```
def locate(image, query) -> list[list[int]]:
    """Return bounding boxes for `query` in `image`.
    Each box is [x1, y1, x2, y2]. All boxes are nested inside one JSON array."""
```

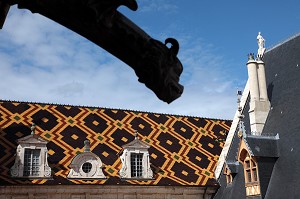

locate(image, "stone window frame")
[[67, 140, 106, 180], [10, 124, 52, 179], [223, 164, 233, 185], [243, 154, 259, 184], [119, 133, 153, 180], [238, 146, 261, 196]]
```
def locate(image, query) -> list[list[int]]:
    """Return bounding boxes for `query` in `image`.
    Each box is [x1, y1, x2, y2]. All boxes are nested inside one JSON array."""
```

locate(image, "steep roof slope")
[[261, 33, 300, 199], [0, 100, 231, 186], [214, 33, 300, 199]]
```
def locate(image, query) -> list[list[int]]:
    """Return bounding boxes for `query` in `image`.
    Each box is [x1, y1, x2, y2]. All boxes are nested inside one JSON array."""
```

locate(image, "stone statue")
[[257, 32, 266, 59]]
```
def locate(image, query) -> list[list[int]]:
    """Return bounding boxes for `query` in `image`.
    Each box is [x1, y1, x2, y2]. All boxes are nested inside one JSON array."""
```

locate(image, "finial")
[[248, 53, 255, 61], [237, 89, 243, 113], [236, 89, 246, 137], [134, 130, 138, 140], [31, 123, 36, 135], [84, 140, 90, 152]]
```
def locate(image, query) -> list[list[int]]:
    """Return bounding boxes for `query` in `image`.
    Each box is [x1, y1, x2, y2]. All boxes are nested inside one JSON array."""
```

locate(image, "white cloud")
[[0, 6, 240, 120], [139, 0, 178, 13]]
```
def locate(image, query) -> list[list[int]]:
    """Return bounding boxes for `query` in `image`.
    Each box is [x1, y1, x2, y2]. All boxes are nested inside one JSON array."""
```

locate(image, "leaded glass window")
[[23, 149, 40, 176], [131, 153, 143, 177], [82, 162, 92, 173]]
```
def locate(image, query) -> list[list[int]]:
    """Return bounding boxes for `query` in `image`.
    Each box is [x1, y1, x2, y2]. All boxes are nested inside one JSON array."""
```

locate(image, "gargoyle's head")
[[136, 38, 184, 103]]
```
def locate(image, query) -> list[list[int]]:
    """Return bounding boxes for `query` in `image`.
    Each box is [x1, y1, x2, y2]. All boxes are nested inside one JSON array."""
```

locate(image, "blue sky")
[[1, 0, 299, 119]]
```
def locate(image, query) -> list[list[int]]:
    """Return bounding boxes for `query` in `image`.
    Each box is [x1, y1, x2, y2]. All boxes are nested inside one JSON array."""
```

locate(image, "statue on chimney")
[[257, 32, 266, 59]]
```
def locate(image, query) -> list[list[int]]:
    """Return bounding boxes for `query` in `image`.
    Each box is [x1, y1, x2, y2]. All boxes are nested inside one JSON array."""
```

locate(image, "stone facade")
[[0, 186, 217, 199]]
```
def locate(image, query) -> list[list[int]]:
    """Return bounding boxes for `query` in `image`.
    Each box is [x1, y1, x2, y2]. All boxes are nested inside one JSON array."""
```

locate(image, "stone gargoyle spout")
[[2, 0, 184, 103]]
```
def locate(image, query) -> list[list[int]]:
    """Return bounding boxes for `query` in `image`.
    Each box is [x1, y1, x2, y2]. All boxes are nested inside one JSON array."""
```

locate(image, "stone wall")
[[0, 185, 217, 199]]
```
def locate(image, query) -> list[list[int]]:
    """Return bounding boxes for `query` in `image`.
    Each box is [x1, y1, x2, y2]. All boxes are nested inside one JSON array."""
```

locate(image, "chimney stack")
[[246, 32, 270, 135]]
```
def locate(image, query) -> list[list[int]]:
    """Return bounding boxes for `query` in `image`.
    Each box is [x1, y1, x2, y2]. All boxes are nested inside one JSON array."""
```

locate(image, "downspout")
[[203, 187, 207, 199]]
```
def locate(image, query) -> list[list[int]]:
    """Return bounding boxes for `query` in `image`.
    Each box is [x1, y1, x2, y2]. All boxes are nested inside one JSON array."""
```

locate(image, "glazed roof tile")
[[0, 100, 231, 186]]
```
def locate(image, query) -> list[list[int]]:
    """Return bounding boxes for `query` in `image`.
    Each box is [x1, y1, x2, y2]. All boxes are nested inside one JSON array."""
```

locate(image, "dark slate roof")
[[0, 100, 231, 186], [225, 161, 239, 174], [223, 95, 251, 164], [263, 33, 300, 137], [261, 33, 300, 199], [214, 33, 300, 199], [245, 134, 279, 157]]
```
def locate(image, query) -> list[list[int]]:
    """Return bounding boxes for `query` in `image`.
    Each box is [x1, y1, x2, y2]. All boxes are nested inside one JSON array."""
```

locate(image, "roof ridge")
[[267, 32, 300, 53], [0, 99, 231, 121]]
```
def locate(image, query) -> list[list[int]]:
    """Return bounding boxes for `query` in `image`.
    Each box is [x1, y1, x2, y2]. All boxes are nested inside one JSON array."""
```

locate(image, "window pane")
[[251, 160, 256, 167], [226, 174, 232, 184], [246, 170, 251, 183], [245, 160, 250, 169], [131, 153, 143, 177], [82, 162, 92, 173], [23, 149, 40, 176], [253, 168, 258, 182]]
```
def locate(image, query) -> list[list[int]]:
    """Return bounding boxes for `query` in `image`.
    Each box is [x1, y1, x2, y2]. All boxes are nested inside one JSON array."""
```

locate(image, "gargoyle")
[[2, 0, 184, 103]]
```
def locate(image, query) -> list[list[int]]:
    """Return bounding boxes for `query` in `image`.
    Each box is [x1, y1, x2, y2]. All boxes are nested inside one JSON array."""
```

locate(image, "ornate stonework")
[[257, 32, 266, 58], [10, 124, 52, 178], [119, 134, 153, 179], [68, 140, 106, 179]]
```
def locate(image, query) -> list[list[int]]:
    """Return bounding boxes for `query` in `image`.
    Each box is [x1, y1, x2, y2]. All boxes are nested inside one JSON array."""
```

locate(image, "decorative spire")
[[134, 130, 138, 140], [236, 90, 246, 138], [237, 90, 244, 120], [237, 90, 242, 111], [30, 123, 36, 135], [84, 140, 90, 152]]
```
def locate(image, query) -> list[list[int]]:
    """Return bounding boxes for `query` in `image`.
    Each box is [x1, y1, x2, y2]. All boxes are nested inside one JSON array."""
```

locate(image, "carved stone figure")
[[119, 150, 128, 178], [257, 32, 266, 58], [3, 0, 184, 103]]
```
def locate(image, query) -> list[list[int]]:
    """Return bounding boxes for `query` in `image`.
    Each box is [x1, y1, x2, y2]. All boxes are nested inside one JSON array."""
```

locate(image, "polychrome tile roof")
[[0, 100, 231, 186]]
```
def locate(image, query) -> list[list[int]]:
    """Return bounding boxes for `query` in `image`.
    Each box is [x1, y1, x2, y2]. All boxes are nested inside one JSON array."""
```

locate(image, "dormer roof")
[[122, 136, 150, 149], [17, 134, 48, 145]]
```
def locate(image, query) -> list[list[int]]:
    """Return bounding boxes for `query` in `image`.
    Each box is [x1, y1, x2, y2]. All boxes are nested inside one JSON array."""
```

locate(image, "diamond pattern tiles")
[[0, 100, 231, 186]]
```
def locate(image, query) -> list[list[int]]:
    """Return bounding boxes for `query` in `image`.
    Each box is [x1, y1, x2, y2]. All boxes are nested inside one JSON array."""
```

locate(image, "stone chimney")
[[246, 32, 270, 135]]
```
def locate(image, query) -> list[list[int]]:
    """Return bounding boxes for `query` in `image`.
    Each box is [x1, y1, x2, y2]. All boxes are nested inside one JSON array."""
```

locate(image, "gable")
[[17, 134, 48, 145], [122, 137, 150, 149], [0, 100, 231, 186]]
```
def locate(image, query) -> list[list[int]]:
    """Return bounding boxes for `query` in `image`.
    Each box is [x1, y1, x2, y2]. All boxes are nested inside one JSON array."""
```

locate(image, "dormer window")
[[82, 162, 92, 174], [223, 161, 239, 186], [238, 140, 261, 197], [119, 132, 153, 180], [243, 154, 259, 184], [67, 140, 106, 180], [223, 165, 232, 184], [242, 153, 260, 196], [10, 124, 52, 178]]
